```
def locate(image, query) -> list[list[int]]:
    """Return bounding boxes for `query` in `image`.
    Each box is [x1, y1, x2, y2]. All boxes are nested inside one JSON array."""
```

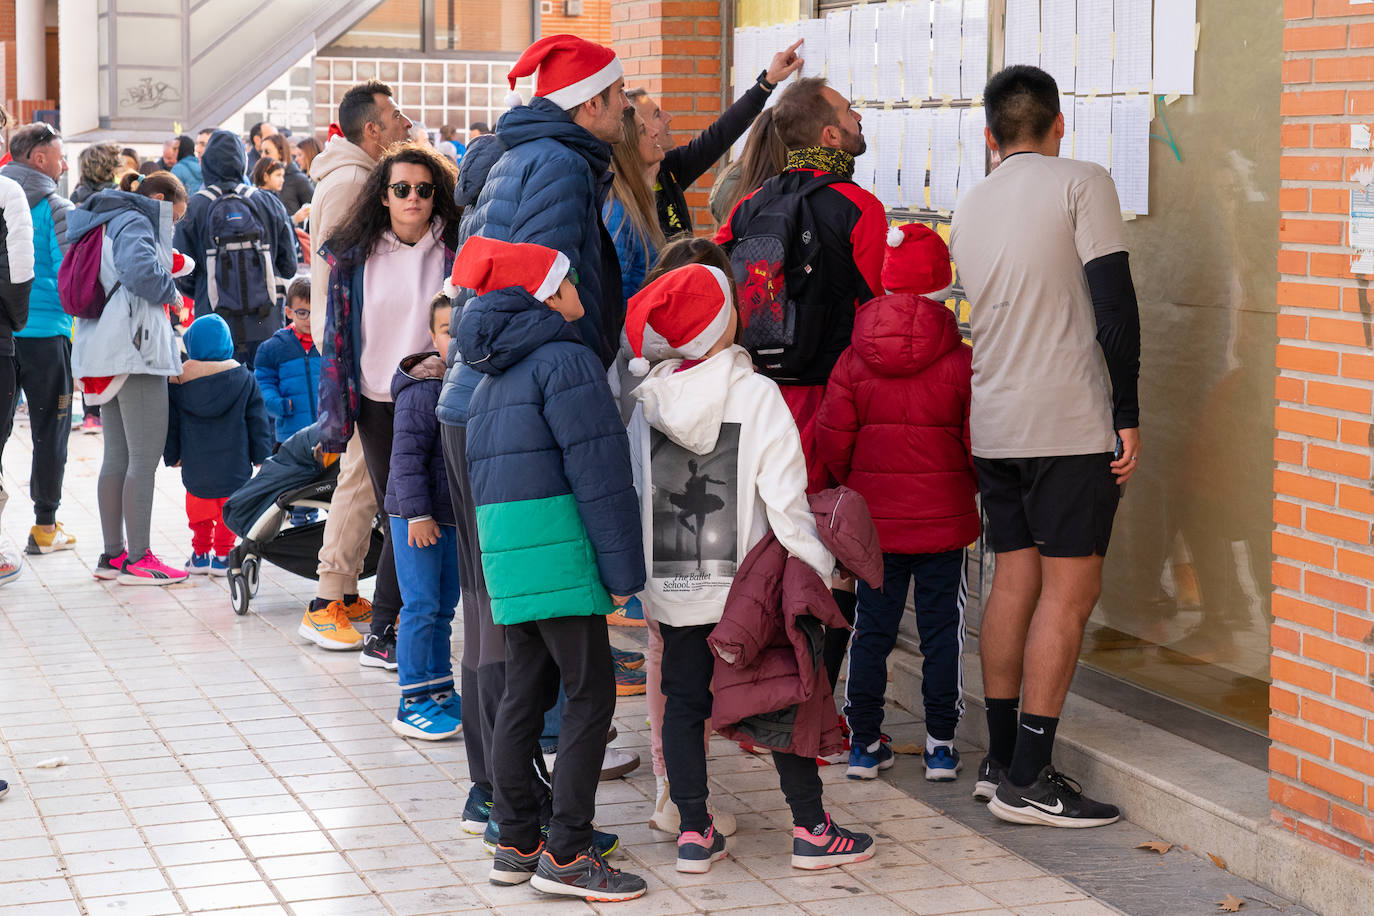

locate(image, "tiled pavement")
[[2, 424, 1132, 915]]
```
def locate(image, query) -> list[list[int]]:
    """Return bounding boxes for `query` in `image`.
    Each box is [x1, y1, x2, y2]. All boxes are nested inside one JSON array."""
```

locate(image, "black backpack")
[[199, 184, 280, 321], [724, 173, 844, 382]]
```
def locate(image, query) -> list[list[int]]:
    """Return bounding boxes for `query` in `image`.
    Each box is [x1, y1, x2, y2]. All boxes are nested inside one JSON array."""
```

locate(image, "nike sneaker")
[[529, 845, 646, 902], [987, 765, 1120, 828], [361, 625, 397, 669], [972, 755, 1007, 802], [790, 814, 876, 869]]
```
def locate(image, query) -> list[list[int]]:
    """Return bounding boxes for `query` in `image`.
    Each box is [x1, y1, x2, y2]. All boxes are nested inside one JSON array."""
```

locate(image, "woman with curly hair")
[[71, 143, 125, 205], [316, 142, 461, 666]]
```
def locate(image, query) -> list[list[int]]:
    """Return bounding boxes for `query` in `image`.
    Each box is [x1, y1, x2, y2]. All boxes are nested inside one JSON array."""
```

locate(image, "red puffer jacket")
[[708, 487, 883, 758], [815, 292, 979, 555]]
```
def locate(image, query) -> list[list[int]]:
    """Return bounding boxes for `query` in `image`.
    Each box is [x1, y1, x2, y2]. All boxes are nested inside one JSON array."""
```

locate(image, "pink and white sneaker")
[[94, 550, 127, 580], [118, 550, 189, 586], [790, 815, 876, 870]]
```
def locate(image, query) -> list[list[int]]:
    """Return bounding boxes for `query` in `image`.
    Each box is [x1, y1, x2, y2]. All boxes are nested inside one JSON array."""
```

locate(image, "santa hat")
[[508, 34, 622, 110], [171, 250, 194, 278], [625, 265, 734, 377], [445, 236, 570, 302], [882, 223, 952, 296]]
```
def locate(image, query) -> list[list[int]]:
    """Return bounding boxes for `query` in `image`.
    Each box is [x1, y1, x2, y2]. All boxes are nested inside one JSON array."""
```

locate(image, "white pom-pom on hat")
[[628, 357, 651, 377], [443, 278, 461, 299], [887, 226, 906, 248], [505, 91, 525, 109]]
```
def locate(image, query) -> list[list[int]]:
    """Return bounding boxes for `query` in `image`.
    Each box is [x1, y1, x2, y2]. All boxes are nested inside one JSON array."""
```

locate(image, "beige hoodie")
[[308, 136, 377, 341]]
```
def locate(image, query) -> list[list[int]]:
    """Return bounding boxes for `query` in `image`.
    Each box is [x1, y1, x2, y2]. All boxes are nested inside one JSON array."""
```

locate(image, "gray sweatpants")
[[98, 374, 169, 559]]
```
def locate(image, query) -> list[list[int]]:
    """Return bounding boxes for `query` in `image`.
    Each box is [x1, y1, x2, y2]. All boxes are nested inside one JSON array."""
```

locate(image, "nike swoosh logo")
[[1022, 725, 1045, 734], [1021, 797, 1065, 815]]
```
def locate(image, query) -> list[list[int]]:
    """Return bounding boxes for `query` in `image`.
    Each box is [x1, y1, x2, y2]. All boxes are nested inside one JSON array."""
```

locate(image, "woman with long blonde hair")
[[604, 108, 666, 302]]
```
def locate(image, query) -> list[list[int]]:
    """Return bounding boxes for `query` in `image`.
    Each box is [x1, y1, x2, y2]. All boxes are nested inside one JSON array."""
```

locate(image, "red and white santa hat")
[[508, 34, 623, 110], [171, 249, 194, 278], [625, 264, 734, 376], [881, 223, 952, 296], [446, 236, 570, 302]]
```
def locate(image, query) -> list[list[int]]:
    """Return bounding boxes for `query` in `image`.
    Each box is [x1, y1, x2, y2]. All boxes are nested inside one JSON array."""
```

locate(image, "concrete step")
[[885, 635, 1374, 916]]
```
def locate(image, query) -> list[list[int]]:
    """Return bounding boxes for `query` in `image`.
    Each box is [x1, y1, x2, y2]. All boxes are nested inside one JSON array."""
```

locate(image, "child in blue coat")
[[385, 294, 462, 741], [167, 314, 273, 574], [255, 278, 321, 525]]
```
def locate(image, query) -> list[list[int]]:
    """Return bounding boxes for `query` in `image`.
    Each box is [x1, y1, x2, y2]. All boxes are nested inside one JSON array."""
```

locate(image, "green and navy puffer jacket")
[[459, 284, 644, 625]]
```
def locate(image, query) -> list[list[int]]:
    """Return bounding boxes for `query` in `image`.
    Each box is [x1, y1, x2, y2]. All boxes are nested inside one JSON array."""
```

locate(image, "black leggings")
[[354, 397, 401, 634]]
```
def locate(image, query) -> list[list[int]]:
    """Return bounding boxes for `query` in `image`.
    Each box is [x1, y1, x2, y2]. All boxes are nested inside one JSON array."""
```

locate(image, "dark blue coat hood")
[[201, 130, 248, 187], [496, 99, 612, 175], [458, 286, 582, 377]]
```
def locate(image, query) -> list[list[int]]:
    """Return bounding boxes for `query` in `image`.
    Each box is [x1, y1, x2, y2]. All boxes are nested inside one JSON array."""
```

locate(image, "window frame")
[[320, 0, 539, 59]]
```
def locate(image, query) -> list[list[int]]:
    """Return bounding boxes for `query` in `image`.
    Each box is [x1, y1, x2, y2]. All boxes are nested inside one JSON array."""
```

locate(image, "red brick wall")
[[0, 1, 15, 122], [543, 0, 614, 46], [1274, 0, 1374, 864], [611, 0, 725, 233]]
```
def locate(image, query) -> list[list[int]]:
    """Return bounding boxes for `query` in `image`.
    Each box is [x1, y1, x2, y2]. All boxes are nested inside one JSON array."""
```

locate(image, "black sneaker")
[[790, 814, 876, 870], [483, 818, 619, 859], [360, 625, 397, 670], [676, 820, 727, 874], [530, 844, 647, 902], [972, 755, 1007, 802], [988, 765, 1120, 828], [489, 840, 543, 885], [0, 778, 8, 798], [462, 784, 493, 835]]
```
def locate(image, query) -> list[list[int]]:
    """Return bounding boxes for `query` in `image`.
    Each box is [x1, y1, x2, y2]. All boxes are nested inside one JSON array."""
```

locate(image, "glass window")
[[432, 0, 533, 53], [332, 0, 423, 51]]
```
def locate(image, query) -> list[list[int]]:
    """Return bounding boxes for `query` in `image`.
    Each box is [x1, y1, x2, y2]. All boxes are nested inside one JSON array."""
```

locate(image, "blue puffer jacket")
[[253, 326, 320, 442], [461, 285, 644, 624], [0, 162, 71, 340], [436, 100, 623, 428], [603, 198, 656, 303], [171, 156, 203, 194], [384, 352, 453, 527]]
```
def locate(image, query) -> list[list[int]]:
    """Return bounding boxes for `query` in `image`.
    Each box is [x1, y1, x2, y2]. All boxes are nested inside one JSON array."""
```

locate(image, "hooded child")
[[815, 223, 979, 786], [453, 236, 648, 903], [166, 314, 273, 574], [624, 263, 875, 875]]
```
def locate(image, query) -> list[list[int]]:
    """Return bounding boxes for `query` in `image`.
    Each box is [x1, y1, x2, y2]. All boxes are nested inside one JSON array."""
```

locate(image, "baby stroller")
[[222, 424, 384, 616]]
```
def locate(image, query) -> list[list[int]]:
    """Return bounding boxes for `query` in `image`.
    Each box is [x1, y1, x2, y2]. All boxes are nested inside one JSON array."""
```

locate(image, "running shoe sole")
[[92, 569, 118, 580], [297, 623, 363, 651], [529, 874, 646, 903], [489, 845, 542, 885], [117, 571, 187, 586], [845, 756, 894, 780], [972, 780, 999, 802], [0, 566, 20, 587], [462, 818, 489, 835], [208, 567, 229, 578], [925, 764, 961, 781], [26, 538, 74, 555], [360, 653, 397, 669], [986, 796, 1120, 828], [390, 717, 461, 741], [791, 848, 875, 870], [676, 846, 727, 874]]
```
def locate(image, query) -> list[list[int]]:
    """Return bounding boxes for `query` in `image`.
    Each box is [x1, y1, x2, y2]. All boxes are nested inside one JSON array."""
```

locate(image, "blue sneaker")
[[846, 737, 895, 780], [184, 552, 211, 575], [391, 698, 461, 740], [209, 555, 230, 577], [924, 745, 961, 782], [607, 595, 646, 627], [435, 692, 462, 723], [484, 818, 620, 858], [462, 784, 492, 834]]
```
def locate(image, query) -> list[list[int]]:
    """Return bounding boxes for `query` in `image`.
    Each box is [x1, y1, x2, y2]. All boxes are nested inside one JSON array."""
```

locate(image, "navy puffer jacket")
[[461, 285, 643, 624], [436, 99, 623, 428], [384, 352, 453, 526]]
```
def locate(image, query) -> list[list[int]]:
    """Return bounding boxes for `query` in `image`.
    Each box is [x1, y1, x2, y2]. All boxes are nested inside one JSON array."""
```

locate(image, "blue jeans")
[[389, 516, 460, 700], [845, 549, 966, 745]]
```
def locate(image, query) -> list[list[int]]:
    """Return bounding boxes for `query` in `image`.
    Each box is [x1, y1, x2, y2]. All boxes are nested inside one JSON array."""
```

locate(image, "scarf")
[[786, 146, 856, 179]]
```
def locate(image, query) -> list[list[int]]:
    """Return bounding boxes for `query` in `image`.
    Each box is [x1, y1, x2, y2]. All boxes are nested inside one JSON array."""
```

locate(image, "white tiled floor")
[[0, 424, 1122, 915]]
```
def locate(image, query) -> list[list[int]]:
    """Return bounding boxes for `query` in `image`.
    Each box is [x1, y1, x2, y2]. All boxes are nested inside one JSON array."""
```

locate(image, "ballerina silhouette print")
[[666, 459, 726, 572]]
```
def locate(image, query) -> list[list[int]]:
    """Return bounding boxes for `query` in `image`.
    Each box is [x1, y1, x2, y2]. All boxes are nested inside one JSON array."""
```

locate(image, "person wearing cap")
[[451, 236, 646, 902], [815, 223, 978, 786], [622, 263, 875, 875]]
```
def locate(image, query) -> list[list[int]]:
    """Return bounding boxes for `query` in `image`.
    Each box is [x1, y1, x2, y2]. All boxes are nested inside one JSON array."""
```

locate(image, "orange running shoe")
[[299, 601, 363, 650]]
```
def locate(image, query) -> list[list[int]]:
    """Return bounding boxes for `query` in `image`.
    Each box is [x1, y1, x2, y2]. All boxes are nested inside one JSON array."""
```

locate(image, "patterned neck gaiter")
[[785, 146, 857, 179]]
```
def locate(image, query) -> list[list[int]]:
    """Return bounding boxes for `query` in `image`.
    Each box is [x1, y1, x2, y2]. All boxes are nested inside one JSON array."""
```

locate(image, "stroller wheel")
[[228, 571, 250, 616], [242, 556, 260, 597]]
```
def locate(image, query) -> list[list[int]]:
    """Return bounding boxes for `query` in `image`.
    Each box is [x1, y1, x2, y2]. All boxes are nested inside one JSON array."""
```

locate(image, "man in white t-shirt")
[[950, 65, 1141, 829]]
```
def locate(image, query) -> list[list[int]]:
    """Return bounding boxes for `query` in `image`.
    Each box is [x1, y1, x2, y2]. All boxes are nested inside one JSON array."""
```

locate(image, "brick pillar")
[[612, 0, 726, 233], [1274, 0, 1374, 863]]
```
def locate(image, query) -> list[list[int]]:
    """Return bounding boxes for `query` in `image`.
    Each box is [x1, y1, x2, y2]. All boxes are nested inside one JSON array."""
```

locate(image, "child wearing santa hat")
[[451, 236, 648, 903], [624, 263, 876, 875], [815, 223, 979, 788]]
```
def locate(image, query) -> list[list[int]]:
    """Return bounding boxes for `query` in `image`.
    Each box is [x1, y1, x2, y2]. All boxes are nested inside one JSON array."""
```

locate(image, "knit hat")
[[882, 223, 953, 296], [625, 264, 734, 376], [446, 236, 570, 301], [508, 34, 623, 110], [184, 314, 234, 361]]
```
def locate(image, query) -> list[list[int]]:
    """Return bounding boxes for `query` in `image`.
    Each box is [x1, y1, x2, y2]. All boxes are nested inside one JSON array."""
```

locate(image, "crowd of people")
[[0, 29, 1140, 905]]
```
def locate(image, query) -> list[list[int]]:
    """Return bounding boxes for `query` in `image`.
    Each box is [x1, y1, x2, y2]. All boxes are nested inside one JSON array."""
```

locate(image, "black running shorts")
[[973, 454, 1121, 558]]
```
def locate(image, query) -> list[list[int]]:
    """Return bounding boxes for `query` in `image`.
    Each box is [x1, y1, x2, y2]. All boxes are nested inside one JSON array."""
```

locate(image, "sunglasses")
[[388, 181, 435, 200]]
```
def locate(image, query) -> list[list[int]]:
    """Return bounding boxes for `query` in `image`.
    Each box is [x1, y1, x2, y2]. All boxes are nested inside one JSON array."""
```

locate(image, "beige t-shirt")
[[950, 153, 1127, 459]]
